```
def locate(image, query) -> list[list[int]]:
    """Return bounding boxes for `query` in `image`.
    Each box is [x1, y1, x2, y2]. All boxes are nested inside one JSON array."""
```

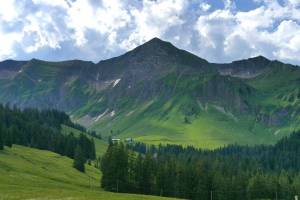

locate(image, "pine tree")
[[247, 173, 268, 199], [140, 153, 154, 194], [101, 143, 114, 190], [89, 138, 96, 160], [73, 145, 85, 172], [4, 128, 13, 148], [115, 143, 129, 192], [0, 127, 3, 150]]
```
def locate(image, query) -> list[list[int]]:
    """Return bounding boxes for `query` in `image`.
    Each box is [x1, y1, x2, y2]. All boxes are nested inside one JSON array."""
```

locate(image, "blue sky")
[[0, 0, 300, 65]]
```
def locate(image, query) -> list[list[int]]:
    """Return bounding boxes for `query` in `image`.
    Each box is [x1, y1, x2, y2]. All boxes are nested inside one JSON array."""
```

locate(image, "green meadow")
[[0, 145, 177, 200]]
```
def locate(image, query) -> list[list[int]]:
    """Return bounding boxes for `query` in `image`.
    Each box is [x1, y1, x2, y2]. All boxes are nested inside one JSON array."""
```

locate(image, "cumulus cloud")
[[193, 0, 300, 64], [0, 0, 300, 65], [120, 0, 187, 50], [200, 3, 211, 12]]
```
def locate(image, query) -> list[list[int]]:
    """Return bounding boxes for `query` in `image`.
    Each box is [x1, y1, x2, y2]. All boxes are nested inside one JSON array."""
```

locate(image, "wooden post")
[[210, 190, 213, 200]]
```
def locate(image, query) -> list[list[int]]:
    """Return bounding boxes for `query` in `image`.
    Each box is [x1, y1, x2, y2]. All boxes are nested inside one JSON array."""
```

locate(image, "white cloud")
[[288, 0, 300, 6], [200, 2, 211, 12], [194, 0, 300, 64], [32, 0, 69, 9], [0, 0, 18, 21], [120, 0, 187, 50], [65, 0, 132, 50], [223, 0, 236, 10], [0, 31, 21, 60], [22, 11, 65, 53], [0, 0, 300, 65], [271, 20, 300, 61]]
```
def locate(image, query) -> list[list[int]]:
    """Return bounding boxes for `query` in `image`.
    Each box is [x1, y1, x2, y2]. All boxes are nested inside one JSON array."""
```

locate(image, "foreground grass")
[[0, 145, 176, 200]]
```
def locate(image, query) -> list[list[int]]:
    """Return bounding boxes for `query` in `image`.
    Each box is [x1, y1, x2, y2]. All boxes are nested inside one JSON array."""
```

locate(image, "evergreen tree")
[[0, 126, 3, 150], [73, 145, 85, 172], [114, 143, 129, 192], [100, 133, 300, 199], [4, 128, 13, 148], [101, 143, 115, 190], [134, 153, 144, 193], [140, 153, 154, 194], [89, 138, 96, 160], [247, 173, 268, 199]]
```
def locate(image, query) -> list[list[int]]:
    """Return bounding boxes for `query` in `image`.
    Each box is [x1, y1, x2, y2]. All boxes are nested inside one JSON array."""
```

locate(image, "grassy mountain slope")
[[0, 145, 176, 200], [0, 38, 299, 148], [91, 97, 279, 148]]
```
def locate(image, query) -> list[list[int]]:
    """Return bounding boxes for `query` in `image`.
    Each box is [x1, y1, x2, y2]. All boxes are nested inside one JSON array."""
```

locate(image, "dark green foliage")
[[101, 132, 300, 199], [73, 145, 85, 172], [4, 128, 13, 148], [0, 104, 96, 165], [0, 124, 3, 150], [78, 134, 96, 161], [183, 116, 191, 124], [101, 143, 129, 192]]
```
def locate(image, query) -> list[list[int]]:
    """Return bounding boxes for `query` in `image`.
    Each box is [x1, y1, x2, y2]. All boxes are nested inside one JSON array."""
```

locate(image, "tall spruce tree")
[[73, 145, 85, 172], [4, 129, 13, 148], [101, 143, 114, 190], [0, 126, 3, 150]]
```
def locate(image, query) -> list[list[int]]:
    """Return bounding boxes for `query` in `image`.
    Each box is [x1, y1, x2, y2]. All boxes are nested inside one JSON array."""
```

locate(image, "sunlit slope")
[[0, 145, 177, 200], [91, 97, 287, 149]]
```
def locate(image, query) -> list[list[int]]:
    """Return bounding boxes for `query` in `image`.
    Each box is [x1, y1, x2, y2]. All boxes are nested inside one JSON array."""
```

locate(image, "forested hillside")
[[101, 132, 300, 200], [0, 104, 96, 171]]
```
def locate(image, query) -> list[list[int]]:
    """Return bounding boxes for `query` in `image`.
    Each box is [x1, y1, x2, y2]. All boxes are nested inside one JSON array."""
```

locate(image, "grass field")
[[0, 145, 177, 200]]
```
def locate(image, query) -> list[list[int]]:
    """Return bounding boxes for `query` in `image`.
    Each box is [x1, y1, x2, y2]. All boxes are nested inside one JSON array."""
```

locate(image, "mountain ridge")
[[0, 38, 299, 148]]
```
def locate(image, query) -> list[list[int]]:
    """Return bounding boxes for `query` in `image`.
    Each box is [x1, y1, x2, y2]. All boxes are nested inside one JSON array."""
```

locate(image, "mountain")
[[0, 38, 299, 148]]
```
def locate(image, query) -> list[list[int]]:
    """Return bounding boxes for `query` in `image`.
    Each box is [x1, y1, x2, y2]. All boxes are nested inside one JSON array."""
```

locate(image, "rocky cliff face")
[[216, 56, 271, 79], [0, 38, 299, 147]]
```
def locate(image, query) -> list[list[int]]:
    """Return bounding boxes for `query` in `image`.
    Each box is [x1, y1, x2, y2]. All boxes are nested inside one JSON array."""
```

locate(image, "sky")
[[0, 0, 300, 65]]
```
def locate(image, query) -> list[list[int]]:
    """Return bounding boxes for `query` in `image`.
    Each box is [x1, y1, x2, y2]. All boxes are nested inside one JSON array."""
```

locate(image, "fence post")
[[211, 190, 213, 200]]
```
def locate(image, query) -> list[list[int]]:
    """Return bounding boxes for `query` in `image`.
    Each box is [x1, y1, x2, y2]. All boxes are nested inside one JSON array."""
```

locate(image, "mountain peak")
[[248, 55, 270, 63], [232, 55, 271, 66], [146, 37, 168, 44], [137, 37, 174, 50], [119, 37, 209, 68]]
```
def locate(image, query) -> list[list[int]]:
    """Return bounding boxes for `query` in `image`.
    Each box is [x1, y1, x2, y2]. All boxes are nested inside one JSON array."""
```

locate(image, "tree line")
[[101, 131, 300, 200], [0, 104, 96, 172]]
